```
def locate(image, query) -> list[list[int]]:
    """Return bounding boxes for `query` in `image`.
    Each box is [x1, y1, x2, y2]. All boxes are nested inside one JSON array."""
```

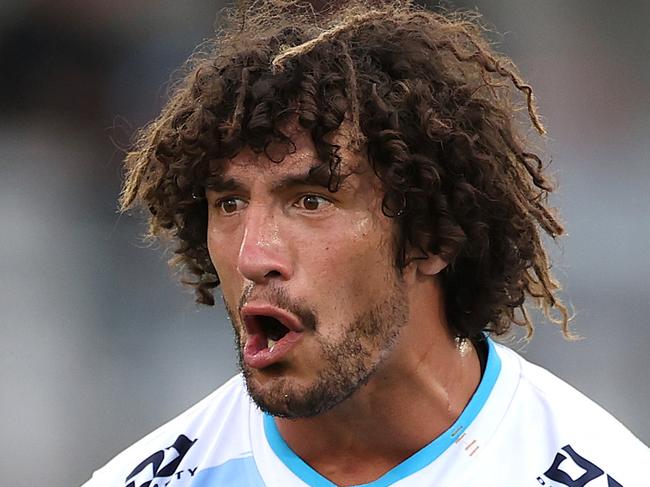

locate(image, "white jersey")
[[83, 339, 649, 486]]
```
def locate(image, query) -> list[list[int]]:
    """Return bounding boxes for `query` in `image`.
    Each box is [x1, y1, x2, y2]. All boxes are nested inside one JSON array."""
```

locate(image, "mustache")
[[235, 283, 317, 332]]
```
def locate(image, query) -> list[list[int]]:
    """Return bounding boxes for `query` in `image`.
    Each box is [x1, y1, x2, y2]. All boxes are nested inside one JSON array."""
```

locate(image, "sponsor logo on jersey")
[[536, 444, 622, 487], [124, 434, 198, 487]]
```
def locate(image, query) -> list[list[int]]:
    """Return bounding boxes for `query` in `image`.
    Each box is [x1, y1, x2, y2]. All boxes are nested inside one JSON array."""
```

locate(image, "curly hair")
[[120, 0, 570, 340]]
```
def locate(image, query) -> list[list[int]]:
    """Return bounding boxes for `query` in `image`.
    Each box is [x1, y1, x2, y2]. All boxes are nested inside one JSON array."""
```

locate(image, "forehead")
[[216, 122, 368, 183]]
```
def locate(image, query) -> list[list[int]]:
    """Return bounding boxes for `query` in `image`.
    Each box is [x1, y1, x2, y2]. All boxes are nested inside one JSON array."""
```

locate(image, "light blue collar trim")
[[263, 337, 502, 487]]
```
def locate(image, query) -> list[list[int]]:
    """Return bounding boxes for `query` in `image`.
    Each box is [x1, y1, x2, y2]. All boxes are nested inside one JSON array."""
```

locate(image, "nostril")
[[265, 270, 282, 279]]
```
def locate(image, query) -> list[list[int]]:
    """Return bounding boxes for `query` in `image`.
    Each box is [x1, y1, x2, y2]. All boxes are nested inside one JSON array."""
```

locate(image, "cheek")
[[307, 216, 394, 306], [207, 225, 241, 298], [206, 225, 221, 267], [347, 214, 394, 266]]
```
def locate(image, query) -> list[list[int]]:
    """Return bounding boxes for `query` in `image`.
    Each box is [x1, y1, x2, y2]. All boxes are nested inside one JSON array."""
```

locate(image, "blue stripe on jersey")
[[263, 337, 502, 487], [192, 455, 266, 486]]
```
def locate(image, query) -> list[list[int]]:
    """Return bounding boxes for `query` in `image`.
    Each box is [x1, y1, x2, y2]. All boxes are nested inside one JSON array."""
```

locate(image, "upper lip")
[[240, 303, 304, 334]]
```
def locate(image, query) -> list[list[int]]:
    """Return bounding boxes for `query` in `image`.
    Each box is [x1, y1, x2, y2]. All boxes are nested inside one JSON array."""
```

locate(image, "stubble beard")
[[226, 280, 409, 419]]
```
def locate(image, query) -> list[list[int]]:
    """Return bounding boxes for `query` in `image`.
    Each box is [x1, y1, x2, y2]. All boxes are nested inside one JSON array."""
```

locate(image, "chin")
[[241, 360, 374, 419], [241, 366, 317, 418]]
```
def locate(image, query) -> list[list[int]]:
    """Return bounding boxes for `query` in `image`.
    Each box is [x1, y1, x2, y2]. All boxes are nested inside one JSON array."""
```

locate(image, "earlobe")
[[416, 254, 448, 276]]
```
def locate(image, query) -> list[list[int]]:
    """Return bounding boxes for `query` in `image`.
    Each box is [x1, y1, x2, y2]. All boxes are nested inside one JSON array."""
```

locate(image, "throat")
[[308, 451, 412, 486], [274, 412, 427, 486], [273, 395, 449, 484], [272, 335, 483, 484]]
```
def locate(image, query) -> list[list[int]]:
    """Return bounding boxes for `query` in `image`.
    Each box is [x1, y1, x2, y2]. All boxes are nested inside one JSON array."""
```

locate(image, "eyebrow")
[[206, 162, 351, 194], [274, 162, 338, 193], [204, 176, 243, 193]]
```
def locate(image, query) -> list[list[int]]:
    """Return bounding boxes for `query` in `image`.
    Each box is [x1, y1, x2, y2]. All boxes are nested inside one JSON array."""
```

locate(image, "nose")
[[236, 204, 292, 283]]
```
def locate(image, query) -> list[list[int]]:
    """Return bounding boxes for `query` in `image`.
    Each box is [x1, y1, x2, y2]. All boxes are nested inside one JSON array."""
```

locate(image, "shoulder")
[[491, 343, 649, 484], [82, 374, 253, 486], [504, 344, 642, 441]]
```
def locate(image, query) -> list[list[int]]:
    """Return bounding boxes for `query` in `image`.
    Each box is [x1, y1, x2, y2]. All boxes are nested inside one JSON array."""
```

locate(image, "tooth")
[[268, 338, 276, 351]]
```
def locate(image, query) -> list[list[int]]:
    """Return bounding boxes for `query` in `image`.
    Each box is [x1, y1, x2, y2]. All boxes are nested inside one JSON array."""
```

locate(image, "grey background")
[[0, 1, 648, 486]]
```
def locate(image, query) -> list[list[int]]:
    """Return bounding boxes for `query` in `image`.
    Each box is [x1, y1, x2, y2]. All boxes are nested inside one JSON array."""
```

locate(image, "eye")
[[295, 194, 331, 211], [215, 197, 247, 215]]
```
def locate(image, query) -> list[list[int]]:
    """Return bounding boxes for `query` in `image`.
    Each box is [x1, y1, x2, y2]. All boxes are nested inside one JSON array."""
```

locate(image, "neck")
[[274, 278, 482, 485]]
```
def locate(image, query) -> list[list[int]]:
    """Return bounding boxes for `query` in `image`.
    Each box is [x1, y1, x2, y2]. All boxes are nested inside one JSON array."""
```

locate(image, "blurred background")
[[0, 0, 648, 485]]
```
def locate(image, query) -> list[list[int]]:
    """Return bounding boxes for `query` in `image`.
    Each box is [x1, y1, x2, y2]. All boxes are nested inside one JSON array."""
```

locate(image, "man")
[[85, 1, 649, 485]]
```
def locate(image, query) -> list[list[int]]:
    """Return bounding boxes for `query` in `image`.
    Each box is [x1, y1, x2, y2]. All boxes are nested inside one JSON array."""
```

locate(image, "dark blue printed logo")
[[125, 434, 198, 487], [537, 444, 622, 487]]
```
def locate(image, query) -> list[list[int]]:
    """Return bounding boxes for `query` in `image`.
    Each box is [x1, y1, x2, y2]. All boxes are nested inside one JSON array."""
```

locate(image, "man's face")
[[206, 127, 410, 418]]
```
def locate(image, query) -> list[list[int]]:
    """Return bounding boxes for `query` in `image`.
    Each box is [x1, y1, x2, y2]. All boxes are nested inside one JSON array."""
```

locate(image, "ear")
[[416, 253, 448, 276]]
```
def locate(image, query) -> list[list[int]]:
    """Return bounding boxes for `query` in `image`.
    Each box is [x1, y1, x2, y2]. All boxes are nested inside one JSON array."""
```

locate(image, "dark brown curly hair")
[[120, 0, 570, 340]]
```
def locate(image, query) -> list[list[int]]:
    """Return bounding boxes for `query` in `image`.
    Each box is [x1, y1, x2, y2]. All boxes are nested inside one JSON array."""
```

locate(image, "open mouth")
[[256, 315, 290, 351], [241, 305, 305, 368]]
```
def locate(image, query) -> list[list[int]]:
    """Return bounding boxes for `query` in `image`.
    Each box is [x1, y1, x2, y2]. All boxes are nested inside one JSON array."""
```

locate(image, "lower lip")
[[243, 331, 304, 369]]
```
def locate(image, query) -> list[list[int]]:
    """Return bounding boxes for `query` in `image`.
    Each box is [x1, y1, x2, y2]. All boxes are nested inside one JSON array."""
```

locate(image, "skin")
[[206, 123, 481, 485]]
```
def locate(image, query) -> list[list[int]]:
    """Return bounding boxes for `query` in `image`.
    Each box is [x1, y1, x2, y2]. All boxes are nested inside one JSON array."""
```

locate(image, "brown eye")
[[217, 198, 246, 214], [297, 194, 330, 211]]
